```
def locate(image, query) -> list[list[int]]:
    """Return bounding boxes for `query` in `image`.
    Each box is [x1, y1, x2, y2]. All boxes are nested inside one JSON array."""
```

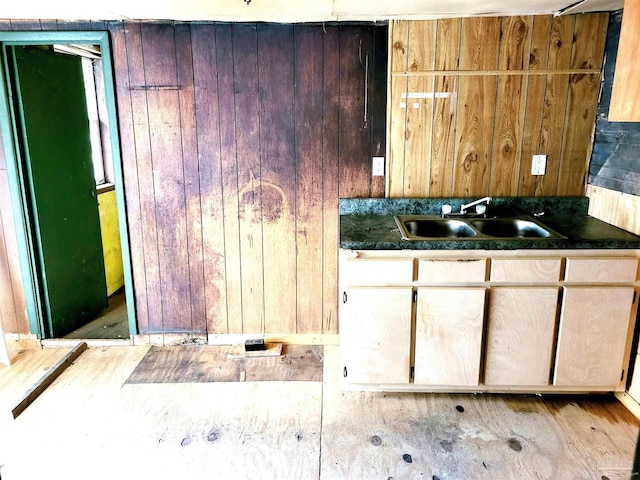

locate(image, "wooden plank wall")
[[111, 22, 386, 336], [388, 13, 609, 198], [0, 20, 387, 336]]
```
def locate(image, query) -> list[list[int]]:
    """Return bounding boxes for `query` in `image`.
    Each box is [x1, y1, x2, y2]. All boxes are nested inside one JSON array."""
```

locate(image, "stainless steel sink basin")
[[394, 215, 566, 241], [469, 218, 555, 238], [402, 219, 477, 239]]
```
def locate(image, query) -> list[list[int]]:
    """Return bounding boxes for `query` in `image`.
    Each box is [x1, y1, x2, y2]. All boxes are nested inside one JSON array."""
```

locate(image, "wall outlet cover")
[[372, 156, 385, 176], [532, 154, 547, 176]]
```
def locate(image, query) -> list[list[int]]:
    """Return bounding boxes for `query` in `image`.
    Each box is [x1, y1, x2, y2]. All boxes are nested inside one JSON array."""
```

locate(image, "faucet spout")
[[460, 196, 491, 215]]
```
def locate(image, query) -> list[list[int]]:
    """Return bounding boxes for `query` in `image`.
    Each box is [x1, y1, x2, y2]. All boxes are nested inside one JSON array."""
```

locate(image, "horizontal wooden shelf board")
[[392, 69, 601, 77]]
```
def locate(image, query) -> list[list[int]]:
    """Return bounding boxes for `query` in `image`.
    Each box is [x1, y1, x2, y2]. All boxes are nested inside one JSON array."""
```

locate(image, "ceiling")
[[0, 0, 624, 22]]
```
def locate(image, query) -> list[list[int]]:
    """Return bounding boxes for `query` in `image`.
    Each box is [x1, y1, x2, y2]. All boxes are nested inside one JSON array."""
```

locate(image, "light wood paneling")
[[557, 13, 609, 196], [518, 15, 552, 196], [586, 184, 640, 236], [485, 287, 558, 386], [489, 16, 531, 196], [609, 0, 640, 121], [554, 286, 635, 387], [414, 287, 485, 386], [490, 258, 562, 283], [388, 13, 608, 198], [342, 287, 412, 384], [564, 257, 638, 283]]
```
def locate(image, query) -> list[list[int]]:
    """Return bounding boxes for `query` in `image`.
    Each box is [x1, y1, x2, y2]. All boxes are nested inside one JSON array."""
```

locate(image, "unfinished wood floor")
[[0, 345, 638, 480]]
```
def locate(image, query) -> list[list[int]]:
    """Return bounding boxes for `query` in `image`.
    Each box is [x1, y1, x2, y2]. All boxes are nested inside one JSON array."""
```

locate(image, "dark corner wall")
[[590, 10, 640, 196]]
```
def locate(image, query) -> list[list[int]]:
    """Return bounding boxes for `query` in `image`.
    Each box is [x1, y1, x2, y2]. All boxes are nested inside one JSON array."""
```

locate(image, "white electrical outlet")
[[372, 157, 385, 176], [532, 155, 547, 176]]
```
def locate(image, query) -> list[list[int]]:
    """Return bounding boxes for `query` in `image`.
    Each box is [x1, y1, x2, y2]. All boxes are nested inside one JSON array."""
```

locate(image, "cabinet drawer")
[[345, 258, 414, 285], [418, 258, 486, 283], [490, 258, 562, 283], [564, 257, 638, 283]]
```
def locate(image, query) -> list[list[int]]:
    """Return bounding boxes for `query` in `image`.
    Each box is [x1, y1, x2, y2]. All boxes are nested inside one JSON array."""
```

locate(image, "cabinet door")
[[414, 288, 485, 386], [341, 287, 412, 384], [485, 288, 558, 386], [554, 287, 636, 387]]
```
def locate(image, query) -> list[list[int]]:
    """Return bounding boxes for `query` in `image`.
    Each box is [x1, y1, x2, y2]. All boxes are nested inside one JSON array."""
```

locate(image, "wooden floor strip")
[[11, 342, 87, 419]]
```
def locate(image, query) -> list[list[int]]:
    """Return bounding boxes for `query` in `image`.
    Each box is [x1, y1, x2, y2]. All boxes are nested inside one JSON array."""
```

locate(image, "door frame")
[[0, 31, 137, 338]]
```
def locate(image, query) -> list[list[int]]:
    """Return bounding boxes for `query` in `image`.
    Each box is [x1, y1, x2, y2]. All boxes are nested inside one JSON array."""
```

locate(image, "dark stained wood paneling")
[[212, 24, 243, 334], [233, 24, 266, 334], [124, 23, 163, 334], [91, 20, 108, 31], [175, 24, 207, 333], [339, 26, 375, 198], [140, 23, 192, 333], [56, 20, 93, 31], [322, 25, 341, 334], [258, 25, 297, 334], [191, 23, 229, 335], [369, 25, 388, 198], [110, 24, 150, 333], [294, 25, 324, 334], [9, 20, 42, 31]]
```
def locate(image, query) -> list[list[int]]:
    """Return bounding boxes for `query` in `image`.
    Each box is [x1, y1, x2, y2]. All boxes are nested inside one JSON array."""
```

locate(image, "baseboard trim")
[[208, 333, 340, 346]]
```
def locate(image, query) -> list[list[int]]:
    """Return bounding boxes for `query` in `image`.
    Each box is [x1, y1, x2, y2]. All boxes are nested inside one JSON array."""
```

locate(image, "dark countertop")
[[339, 197, 640, 250]]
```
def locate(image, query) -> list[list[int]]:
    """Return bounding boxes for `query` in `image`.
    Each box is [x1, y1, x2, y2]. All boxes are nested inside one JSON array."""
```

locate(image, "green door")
[[10, 46, 107, 337]]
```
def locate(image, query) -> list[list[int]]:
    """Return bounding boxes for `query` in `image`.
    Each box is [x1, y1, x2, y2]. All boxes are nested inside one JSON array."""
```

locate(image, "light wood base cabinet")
[[414, 288, 485, 386], [484, 287, 558, 386], [341, 287, 412, 384], [554, 286, 636, 388], [339, 249, 639, 393]]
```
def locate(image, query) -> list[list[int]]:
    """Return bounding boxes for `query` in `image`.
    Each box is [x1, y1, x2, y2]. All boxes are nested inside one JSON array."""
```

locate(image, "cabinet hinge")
[[622, 369, 625, 381], [343, 366, 348, 378], [343, 291, 347, 304], [634, 291, 637, 304], [413, 291, 417, 303], [410, 366, 415, 379]]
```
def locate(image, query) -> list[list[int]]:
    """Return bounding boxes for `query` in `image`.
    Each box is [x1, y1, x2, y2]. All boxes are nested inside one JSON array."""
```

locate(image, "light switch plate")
[[532, 155, 547, 175], [372, 157, 385, 176]]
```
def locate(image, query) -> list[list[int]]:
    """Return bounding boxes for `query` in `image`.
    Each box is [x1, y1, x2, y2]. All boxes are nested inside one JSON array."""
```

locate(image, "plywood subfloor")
[[0, 345, 638, 480], [126, 344, 323, 383]]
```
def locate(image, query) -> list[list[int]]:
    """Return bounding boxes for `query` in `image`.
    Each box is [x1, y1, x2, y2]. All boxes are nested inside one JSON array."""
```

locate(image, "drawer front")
[[490, 258, 562, 283], [564, 257, 638, 283], [418, 258, 487, 283], [345, 258, 414, 286]]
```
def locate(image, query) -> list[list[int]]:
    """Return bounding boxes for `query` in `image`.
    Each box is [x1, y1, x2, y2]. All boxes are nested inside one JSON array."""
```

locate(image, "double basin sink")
[[394, 214, 566, 241]]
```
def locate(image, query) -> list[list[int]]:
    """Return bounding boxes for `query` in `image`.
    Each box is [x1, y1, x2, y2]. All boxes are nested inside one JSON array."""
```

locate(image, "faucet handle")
[[476, 204, 487, 215], [441, 204, 452, 217]]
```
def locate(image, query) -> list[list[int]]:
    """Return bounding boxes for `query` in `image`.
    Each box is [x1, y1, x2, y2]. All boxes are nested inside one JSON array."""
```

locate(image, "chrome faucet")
[[460, 196, 491, 215]]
